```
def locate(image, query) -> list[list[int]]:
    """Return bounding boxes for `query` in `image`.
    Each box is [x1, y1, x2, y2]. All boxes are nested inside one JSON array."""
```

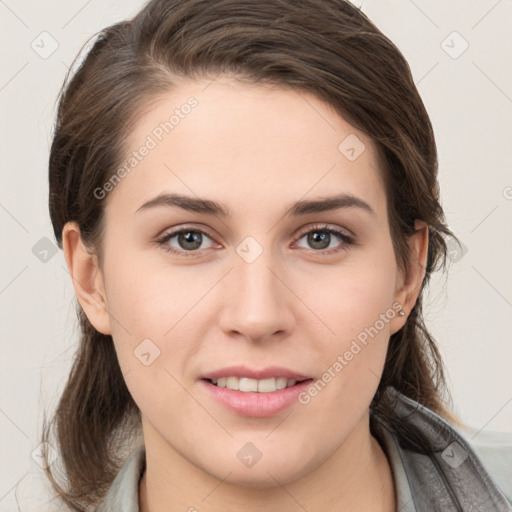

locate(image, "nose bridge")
[[218, 236, 293, 340]]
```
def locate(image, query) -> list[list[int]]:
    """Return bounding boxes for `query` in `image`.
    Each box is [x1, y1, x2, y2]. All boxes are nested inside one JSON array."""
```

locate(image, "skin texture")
[[62, 75, 428, 512]]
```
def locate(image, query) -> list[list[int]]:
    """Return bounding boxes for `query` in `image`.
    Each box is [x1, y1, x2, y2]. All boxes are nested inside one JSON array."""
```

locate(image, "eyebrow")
[[135, 192, 376, 218]]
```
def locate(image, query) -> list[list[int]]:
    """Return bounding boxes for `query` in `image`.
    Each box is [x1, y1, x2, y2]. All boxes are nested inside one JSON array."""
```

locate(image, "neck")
[[139, 414, 396, 512]]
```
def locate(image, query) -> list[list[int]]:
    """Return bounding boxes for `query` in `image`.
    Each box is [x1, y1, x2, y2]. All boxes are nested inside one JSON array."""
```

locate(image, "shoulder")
[[457, 425, 512, 506], [371, 387, 512, 511]]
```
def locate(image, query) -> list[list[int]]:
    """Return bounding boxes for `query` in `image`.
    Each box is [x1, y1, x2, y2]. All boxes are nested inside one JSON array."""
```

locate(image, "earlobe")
[[390, 220, 429, 334], [62, 221, 112, 335]]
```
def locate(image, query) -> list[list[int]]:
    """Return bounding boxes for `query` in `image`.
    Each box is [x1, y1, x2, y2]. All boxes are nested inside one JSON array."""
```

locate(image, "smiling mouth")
[[204, 376, 312, 393]]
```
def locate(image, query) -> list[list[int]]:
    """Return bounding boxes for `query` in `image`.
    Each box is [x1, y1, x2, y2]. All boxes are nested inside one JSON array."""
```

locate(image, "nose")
[[217, 245, 295, 343]]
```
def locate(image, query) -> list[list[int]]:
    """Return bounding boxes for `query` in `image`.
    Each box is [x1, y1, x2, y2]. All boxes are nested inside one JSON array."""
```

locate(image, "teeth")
[[211, 377, 299, 392], [226, 376, 239, 390], [276, 377, 288, 390], [257, 378, 277, 392]]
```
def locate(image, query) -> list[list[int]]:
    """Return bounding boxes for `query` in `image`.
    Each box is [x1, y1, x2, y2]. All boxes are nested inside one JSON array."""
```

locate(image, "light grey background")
[[1, 0, 511, 509]]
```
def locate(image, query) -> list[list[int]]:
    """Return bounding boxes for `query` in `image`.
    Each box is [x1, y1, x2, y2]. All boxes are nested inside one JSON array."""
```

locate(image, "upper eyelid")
[[159, 225, 216, 242]]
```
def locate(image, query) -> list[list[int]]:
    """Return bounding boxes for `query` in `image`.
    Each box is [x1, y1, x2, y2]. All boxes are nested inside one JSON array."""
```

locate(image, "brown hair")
[[42, 0, 460, 509]]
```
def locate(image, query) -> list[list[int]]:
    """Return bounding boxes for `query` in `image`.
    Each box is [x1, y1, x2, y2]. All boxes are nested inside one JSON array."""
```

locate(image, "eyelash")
[[155, 224, 355, 258]]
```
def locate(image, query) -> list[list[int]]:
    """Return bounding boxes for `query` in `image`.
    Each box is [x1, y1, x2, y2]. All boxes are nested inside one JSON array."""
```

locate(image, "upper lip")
[[201, 365, 312, 381]]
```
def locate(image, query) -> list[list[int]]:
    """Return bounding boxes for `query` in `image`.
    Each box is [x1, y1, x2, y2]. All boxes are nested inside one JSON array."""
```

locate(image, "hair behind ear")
[[40, 306, 141, 510]]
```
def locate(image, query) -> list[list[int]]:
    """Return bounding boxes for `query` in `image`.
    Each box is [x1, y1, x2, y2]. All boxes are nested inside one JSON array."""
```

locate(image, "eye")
[[155, 224, 355, 258], [156, 227, 217, 257], [294, 224, 354, 254]]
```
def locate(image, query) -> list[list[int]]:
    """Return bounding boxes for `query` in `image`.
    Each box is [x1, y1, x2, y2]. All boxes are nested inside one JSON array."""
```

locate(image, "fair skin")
[[62, 75, 428, 512]]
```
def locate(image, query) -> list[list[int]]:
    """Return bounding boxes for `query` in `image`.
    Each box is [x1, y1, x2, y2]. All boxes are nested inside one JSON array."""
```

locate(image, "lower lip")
[[200, 379, 314, 418]]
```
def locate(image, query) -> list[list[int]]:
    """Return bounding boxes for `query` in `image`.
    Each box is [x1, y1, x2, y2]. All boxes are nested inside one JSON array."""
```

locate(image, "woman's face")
[[70, 75, 421, 487]]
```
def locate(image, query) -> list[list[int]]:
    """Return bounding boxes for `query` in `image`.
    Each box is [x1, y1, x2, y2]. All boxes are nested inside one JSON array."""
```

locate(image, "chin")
[[198, 451, 316, 489], [210, 466, 302, 489]]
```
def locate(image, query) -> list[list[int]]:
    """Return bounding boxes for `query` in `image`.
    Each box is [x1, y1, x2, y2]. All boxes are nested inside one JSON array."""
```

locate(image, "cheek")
[[300, 242, 397, 402], [308, 244, 398, 346], [104, 245, 197, 338], [102, 247, 212, 405], [104, 263, 194, 426]]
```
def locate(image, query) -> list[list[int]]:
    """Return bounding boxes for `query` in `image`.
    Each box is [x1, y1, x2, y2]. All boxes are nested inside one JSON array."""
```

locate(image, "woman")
[[41, 0, 512, 510]]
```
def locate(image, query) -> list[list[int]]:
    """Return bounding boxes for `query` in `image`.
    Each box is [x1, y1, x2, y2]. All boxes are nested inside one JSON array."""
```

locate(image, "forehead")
[[105, 75, 387, 222]]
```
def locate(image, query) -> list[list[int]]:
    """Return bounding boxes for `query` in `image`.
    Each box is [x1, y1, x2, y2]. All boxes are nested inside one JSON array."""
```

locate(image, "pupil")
[[180, 231, 202, 250], [309, 231, 330, 250]]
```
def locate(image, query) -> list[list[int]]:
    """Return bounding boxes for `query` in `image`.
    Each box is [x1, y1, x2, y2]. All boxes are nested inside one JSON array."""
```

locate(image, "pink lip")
[[201, 365, 311, 381], [200, 378, 314, 418]]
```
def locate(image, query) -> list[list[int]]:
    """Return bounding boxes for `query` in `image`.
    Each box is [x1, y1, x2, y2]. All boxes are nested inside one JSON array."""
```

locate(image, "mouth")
[[200, 376, 315, 417], [199, 365, 314, 416], [203, 376, 313, 393]]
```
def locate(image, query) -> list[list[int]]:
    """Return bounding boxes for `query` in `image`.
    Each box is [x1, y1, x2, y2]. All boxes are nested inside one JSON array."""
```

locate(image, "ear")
[[62, 221, 112, 335], [390, 220, 429, 335]]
